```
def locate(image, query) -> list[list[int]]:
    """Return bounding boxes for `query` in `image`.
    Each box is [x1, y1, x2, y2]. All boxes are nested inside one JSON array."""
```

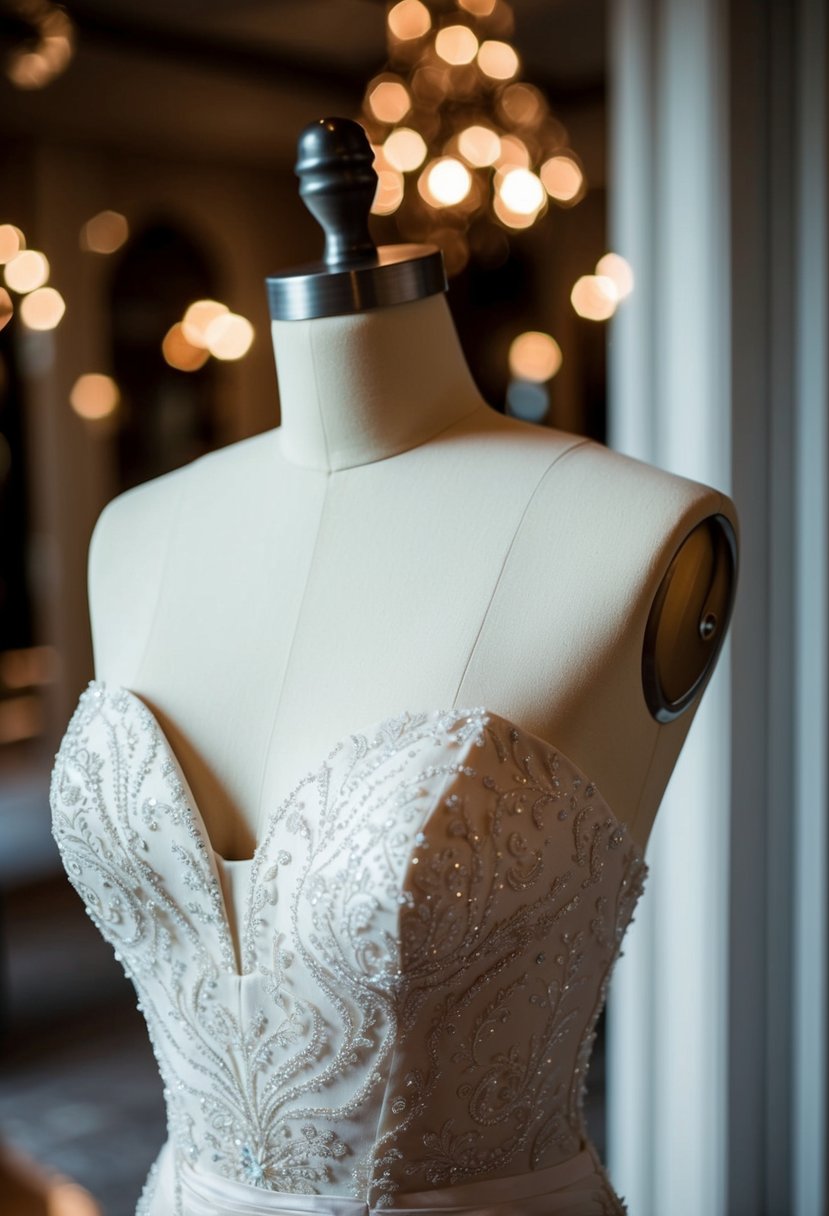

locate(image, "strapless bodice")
[[50, 682, 646, 1215]]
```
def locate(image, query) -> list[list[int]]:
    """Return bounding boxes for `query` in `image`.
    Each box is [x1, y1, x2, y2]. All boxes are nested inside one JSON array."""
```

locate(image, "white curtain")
[[605, 1, 827, 1214]]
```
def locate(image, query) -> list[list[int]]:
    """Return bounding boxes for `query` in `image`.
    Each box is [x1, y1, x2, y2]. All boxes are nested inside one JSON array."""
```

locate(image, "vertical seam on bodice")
[[451, 438, 591, 708], [250, 471, 332, 843], [134, 468, 189, 691]]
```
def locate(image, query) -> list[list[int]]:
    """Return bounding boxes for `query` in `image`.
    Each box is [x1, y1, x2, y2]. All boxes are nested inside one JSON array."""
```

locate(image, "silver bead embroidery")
[[50, 681, 645, 1214]]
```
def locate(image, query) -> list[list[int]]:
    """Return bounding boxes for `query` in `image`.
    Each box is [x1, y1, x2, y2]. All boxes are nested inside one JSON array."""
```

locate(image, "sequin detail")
[[50, 682, 645, 1214]]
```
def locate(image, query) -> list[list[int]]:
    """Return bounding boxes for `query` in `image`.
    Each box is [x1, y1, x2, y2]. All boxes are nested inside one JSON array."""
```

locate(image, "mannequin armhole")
[[641, 512, 738, 723]]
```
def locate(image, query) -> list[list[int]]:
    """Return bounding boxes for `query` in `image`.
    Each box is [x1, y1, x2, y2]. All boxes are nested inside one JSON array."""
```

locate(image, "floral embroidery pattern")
[[51, 683, 645, 1215]]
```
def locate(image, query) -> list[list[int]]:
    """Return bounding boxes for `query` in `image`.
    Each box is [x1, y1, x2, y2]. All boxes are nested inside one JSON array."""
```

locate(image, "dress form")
[[88, 119, 737, 865]]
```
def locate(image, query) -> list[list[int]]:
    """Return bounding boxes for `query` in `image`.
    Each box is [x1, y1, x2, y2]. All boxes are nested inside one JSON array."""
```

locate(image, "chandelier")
[[360, 0, 586, 276]]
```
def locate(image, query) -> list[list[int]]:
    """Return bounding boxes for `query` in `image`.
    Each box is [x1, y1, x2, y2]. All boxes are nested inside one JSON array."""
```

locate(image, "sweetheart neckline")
[[84, 679, 646, 866]]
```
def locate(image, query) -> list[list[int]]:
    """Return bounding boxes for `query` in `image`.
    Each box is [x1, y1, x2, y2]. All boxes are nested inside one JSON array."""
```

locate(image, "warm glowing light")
[[182, 300, 228, 348], [0, 644, 59, 688], [7, 52, 51, 89], [596, 252, 635, 299], [70, 373, 120, 420], [540, 155, 584, 203], [0, 695, 42, 744], [204, 313, 255, 361], [570, 275, 618, 321], [498, 168, 544, 215], [4, 250, 49, 293], [384, 127, 427, 172], [493, 193, 537, 229], [495, 134, 530, 168], [372, 169, 405, 215], [162, 323, 210, 372], [0, 288, 12, 332], [458, 125, 501, 167], [435, 25, 479, 65], [419, 157, 472, 207], [500, 83, 543, 127], [459, 0, 497, 14], [509, 331, 562, 382], [80, 210, 129, 254], [368, 79, 410, 124], [477, 40, 519, 80], [46, 1178, 101, 1215], [387, 0, 431, 40], [0, 225, 25, 264], [19, 286, 65, 330]]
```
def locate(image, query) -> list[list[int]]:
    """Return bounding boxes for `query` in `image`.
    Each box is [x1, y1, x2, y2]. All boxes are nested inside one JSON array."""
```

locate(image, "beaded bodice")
[[50, 682, 646, 1209]]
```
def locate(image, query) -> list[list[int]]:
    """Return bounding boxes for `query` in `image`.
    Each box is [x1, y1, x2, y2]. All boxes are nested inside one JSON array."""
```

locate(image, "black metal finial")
[[296, 117, 378, 268], [266, 115, 447, 321]]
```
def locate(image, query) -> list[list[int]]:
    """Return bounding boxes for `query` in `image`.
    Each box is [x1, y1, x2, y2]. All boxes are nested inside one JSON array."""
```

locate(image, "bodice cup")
[[50, 682, 645, 1215]]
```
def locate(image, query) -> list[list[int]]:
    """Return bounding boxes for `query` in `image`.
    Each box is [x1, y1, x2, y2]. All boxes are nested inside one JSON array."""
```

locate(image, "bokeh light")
[[163, 323, 210, 372], [495, 134, 531, 169], [418, 157, 472, 207], [435, 25, 479, 66], [506, 380, 549, 422], [477, 40, 519, 80], [493, 193, 537, 229], [182, 300, 228, 348], [384, 127, 428, 172], [368, 79, 411, 124], [570, 275, 619, 321], [19, 286, 65, 330], [4, 250, 49, 294], [540, 155, 584, 204], [372, 169, 405, 215], [204, 313, 255, 360], [509, 331, 563, 382], [0, 225, 25, 264], [69, 374, 120, 420], [80, 210, 129, 254], [0, 288, 12, 332], [498, 168, 544, 216], [387, 0, 431, 40], [596, 252, 635, 299], [458, 125, 501, 167], [458, 0, 497, 14]]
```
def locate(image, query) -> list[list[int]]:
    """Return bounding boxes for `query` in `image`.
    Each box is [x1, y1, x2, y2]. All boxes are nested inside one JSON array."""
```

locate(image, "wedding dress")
[[50, 680, 647, 1215]]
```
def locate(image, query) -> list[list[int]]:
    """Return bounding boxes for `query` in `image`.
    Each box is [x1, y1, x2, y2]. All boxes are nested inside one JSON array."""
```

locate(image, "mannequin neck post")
[[271, 294, 487, 471]]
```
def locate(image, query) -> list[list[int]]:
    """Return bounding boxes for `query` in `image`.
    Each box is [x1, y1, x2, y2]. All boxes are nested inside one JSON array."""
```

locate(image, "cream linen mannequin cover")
[[50, 681, 647, 1216]]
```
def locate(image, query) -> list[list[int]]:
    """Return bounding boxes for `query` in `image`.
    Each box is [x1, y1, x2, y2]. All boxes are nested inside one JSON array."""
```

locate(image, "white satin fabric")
[[149, 1140, 618, 1216]]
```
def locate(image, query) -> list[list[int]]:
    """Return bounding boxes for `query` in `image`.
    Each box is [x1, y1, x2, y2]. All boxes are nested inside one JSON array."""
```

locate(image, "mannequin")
[[59, 118, 740, 1215], [87, 120, 736, 872]]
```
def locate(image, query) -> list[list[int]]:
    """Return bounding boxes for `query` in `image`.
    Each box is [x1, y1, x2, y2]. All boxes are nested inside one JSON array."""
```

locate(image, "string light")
[[0, 225, 25, 264], [571, 275, 618, 321], [360, 0, 588, 275], [70, 374, 120, 420], [80, 211, 129, 254], [19, 286, 65, 330], [6, 2, 75, 90], [0, 288, 12, 332], [596, 252, 634, 299], [4, 250, 49, 294]]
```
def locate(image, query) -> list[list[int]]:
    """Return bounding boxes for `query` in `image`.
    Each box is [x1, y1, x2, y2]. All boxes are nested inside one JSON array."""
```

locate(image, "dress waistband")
[[177, 1147, 614, 1216]]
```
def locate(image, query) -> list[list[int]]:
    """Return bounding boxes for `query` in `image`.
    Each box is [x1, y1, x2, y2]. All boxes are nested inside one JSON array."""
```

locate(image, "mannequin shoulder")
[[89, 429, 279, 582], [544, 437, 740, 720], [88, 431, 279, 675]]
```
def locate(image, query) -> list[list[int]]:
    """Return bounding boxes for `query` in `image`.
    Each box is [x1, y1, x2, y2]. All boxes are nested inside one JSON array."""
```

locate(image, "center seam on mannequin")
[[451, 438, 591, 708], [250, 471, 332, 844], [309, 323, 332, 470]]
